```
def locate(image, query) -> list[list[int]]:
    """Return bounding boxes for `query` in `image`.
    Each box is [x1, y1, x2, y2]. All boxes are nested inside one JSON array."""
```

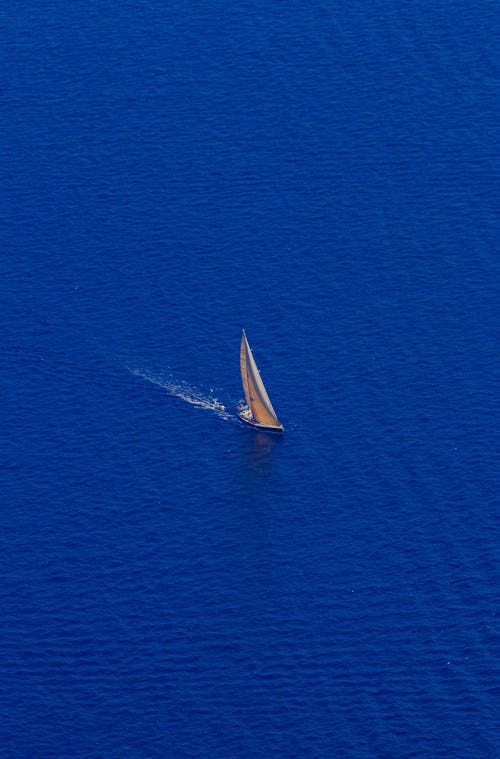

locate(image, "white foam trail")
[[130, 368, 232, 420]]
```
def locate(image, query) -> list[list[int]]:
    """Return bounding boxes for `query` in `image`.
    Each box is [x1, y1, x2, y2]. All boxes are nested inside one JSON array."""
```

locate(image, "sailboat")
[[237, 330, 284, 432]]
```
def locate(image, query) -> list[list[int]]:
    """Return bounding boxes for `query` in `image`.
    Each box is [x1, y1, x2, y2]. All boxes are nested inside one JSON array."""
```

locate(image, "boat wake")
[[130, 368, 233, 420]]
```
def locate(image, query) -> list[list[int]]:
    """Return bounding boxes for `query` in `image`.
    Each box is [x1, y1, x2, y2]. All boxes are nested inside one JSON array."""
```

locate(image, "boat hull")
[[238, 412, 284, 433]]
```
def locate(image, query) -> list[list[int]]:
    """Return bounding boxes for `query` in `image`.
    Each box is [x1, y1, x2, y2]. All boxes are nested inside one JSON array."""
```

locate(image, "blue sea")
[[1, 2, 498, 757]]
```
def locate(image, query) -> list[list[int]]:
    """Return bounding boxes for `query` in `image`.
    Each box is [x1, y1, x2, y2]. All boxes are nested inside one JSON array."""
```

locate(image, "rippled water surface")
[[1, 1, 498, 757]]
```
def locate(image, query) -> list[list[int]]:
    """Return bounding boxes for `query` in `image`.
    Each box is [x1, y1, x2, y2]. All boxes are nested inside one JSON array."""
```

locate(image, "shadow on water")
[[237, 429, 284, 489]]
